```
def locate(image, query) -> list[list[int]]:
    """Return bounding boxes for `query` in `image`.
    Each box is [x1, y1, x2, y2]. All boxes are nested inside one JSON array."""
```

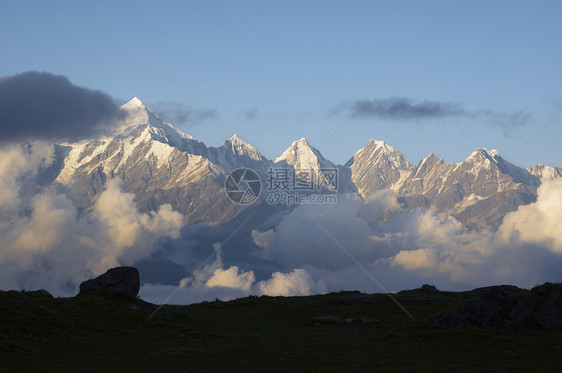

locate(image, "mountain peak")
[[221, 134, 263, 160], [466, 148, 498, 163], [293, 138, 311, 146], [365, 138, 398, 154], [274, 138, 333, 169], [276, 138, 316, 157], [229, 133, 242, 142], [121, 97, 146, 110], [222, 133, 252, 148], [488, 149, 500, 158]]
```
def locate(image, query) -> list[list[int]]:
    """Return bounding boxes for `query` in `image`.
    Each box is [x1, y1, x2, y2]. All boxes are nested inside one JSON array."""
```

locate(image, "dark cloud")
[[150, 101, 214, 127], [334, 96, 533, 136], [245, 107, 258, 120], [478, 109, 533, 137], [0, 71, 125, 142], [349, 97, 465, 120]]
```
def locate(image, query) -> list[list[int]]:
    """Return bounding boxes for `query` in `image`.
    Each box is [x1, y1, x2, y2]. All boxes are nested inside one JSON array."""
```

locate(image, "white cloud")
[[0, 144, 184, 295], [173, 246, 325, 302], [3, 142, 562, 302], [206, 266, 256, 291], [498, 179, 562, 252], [390, 248, 438, 270], [252, 188, 562, 293], [258, 268, 324, 296]]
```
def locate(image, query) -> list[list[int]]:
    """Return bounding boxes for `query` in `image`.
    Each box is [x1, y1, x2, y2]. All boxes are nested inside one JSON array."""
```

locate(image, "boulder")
[[28, 289, 53, 298], [79, 267, 140, 298], [421, 284, 438, 293], [433, 286, 520, 327], [534, 284, 562, 330], [434, 283, 562, 330]]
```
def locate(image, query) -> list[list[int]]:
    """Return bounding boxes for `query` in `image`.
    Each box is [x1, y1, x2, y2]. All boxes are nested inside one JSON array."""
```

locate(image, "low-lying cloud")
[[0, 143, 183, 295], [0, 71, 125, 142], [1, 141, 560, 304], [251, 183, 562, 294]]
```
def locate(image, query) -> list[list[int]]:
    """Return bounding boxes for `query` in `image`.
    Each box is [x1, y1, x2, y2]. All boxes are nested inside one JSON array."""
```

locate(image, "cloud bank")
[[0, 71, 125, 142], [1, 141, 560, 305], [251, 184, 562, 294], [141, 245, 326, 305]]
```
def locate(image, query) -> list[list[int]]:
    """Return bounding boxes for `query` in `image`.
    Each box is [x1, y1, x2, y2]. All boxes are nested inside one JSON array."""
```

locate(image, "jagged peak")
[[419, 152, 440, 164], [121, 97, 146, 110], [465, 148, 500, 164], [488, 149, 500, 158], [219, 133, 263, 160], [274, 137, 332, 166], [365, 138, 397, 153], [229, 133, 242, 142], [293, 137, 311, 146], [278, 138, 316, 155], [222, 133, 245, 146]]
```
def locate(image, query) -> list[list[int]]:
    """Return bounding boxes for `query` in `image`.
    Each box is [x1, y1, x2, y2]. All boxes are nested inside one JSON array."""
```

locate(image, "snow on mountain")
[[274, 138, 335, 170], [527, 164, 562, 183], [222, 134, 263, 161], [208, 134, 268, 173], [272, 138, 355, 192], [397, 148, 540, 230], [48, 96, 560, 231], [55, 97, 247, 225], [346, 139, 414, 196], [56, 98, 208, 183]]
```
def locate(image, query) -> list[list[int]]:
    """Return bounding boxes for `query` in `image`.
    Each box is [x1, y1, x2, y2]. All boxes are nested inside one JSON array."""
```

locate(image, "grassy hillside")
[[1, 288, 561, 372]]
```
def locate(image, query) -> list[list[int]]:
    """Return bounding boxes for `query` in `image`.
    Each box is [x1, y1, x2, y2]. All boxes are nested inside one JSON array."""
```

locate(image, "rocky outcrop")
[[434, 283, 562, 330], [79, 267, 140, 298]]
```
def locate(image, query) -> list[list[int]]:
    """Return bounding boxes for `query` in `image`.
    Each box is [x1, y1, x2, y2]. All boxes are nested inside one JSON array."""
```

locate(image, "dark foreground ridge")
[[1, 268, 562, 372]]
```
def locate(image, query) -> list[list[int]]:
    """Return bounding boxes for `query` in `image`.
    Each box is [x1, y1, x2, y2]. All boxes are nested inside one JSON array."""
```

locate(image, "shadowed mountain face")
[[53, 97, 558, 231]]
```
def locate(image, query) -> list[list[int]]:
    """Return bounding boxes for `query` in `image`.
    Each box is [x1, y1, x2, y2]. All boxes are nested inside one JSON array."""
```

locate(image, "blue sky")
[[1, 1, 561, 167]]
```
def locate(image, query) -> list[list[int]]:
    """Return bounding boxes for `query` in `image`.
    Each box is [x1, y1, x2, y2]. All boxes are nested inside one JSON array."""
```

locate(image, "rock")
[[434, 286, 520, 327], [534, 284, 562, 330], [421, 284, 438, 293], [435, 283, 562, 330], [27, 289, 53, 298], [8, 290, 27, 301], [79, 267, 140, 298], [508, 292, 540, 326], [470, 284, 523, 297]]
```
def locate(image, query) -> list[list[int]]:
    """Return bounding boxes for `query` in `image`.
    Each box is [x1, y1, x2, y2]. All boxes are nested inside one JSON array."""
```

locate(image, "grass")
[[1, 288, 561, 372]]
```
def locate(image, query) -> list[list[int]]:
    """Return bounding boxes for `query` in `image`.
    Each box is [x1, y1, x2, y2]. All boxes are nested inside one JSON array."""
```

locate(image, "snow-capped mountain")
[[55, 98, 247, 224], [398, 148, 539, 230], [273, 138, 355, 192], [52, 97, 560, 231], [274, 138, 335, 171], [208, 134, 268, 174], [527, 164, 562, 183], [345, 139, 414, 196]]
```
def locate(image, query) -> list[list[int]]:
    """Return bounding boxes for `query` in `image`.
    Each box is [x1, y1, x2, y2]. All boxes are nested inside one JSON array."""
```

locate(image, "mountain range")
[[50, 97, 561, 231]]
